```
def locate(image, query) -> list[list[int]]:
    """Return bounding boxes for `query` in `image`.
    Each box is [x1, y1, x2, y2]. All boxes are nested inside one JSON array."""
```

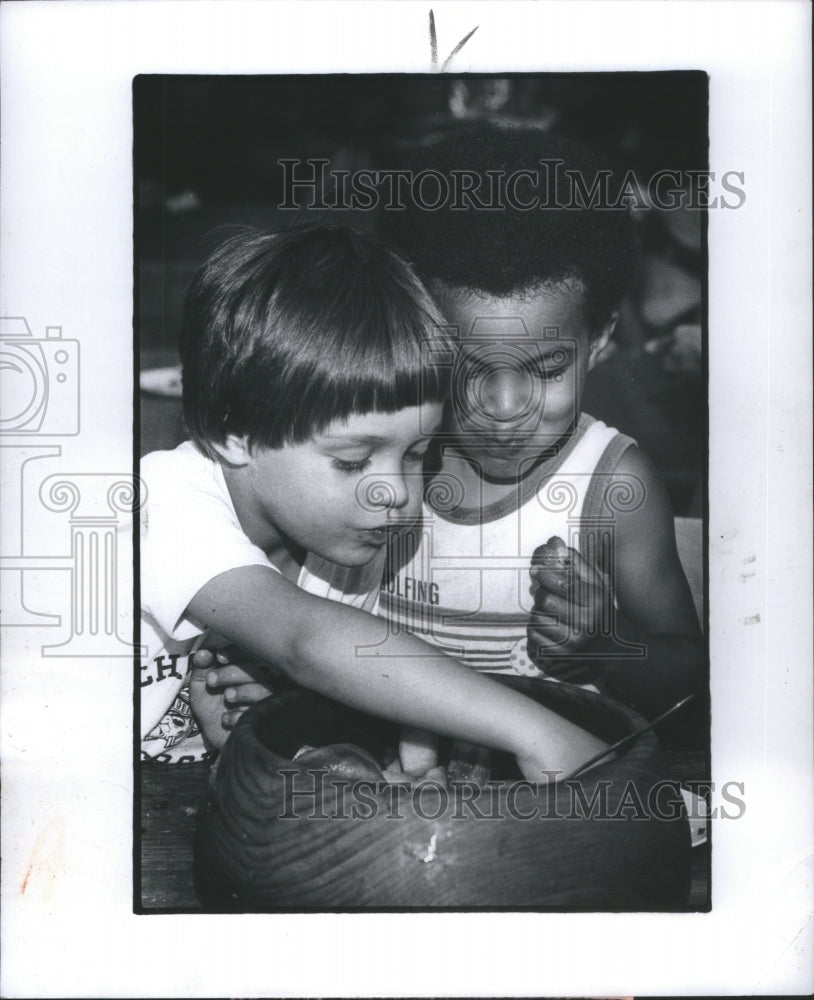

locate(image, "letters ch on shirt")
[[141, 652, 184, 687]]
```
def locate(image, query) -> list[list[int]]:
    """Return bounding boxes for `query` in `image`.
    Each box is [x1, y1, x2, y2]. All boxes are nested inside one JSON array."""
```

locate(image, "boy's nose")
[[367, 472, 411, 511], [387, 473, 411, 510], [478, 367, 538, 423]]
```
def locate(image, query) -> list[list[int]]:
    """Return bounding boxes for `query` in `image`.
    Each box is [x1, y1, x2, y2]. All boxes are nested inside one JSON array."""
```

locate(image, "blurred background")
[[135, 73, 707, 517]]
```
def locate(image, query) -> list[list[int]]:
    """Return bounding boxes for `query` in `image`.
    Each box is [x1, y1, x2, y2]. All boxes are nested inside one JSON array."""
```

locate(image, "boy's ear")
[[210, 434, 252, 466], [588, 312, 619, 370]]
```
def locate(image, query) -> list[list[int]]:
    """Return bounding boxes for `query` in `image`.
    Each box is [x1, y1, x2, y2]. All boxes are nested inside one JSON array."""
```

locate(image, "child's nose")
[[479, 367, 538, 423], [373, 472, 411, 511], [389, 473, 411, 510]]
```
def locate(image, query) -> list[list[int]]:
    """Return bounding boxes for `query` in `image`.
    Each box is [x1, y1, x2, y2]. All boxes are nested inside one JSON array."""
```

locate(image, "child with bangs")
[[140, 223, 606, 777]]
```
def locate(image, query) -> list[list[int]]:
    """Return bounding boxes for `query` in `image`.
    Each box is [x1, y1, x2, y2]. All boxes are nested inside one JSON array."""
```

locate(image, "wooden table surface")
[[139, 750, 710, 912]]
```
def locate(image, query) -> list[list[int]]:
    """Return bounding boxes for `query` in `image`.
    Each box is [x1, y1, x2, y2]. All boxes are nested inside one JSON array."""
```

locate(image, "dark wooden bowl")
[[194, 677, 690, 910]]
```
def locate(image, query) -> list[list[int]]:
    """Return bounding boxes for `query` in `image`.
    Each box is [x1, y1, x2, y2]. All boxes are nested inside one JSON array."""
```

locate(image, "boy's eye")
[[513, 360, 567, 381], [404, 448, 428, 465], [332, 456, 372, 474]]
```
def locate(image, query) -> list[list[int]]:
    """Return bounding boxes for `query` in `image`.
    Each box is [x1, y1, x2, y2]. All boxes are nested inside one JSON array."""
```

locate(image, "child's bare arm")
[[192, 648, 442, 776], [186, 564, 606, 778], [191, 648, 441, 775], [529, 446, 704, 714], [598, 446, 704, 712], [588, 447, 699, 639]]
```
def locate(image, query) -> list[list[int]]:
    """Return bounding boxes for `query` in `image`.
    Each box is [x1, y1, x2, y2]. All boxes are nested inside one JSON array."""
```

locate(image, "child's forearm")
[[293, 604, 603, 772], [187, 565, 605, 776]]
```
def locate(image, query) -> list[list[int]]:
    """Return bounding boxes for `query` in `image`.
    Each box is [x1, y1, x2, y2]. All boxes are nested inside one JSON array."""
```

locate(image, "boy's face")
[[434, 281, 608, 482], [229, 403, 443, 566]]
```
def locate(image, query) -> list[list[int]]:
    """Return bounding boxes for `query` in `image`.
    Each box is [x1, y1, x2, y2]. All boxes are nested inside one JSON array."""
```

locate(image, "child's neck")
[[438, 441, 566, 509]]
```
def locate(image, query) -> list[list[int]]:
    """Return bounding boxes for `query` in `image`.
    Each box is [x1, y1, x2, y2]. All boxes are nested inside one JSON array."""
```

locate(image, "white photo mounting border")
[[1, 2, 811, 997]]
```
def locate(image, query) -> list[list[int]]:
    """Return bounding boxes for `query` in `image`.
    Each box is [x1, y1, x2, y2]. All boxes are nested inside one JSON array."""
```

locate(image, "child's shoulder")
[[141, 441, 220, 494], [598, 439, 674, 531], [609, 441, 667, 492], [578, 412, 634, 446], [141, 441, 232, 522], [567, 415, 668, 528], [142, 440, 206, 475], [557, 413, 636, 479]]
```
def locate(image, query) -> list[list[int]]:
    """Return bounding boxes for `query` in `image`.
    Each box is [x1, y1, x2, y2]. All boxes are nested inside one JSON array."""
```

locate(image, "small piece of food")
[[531, 536, 572, 569], [531, 536, 576, 595]]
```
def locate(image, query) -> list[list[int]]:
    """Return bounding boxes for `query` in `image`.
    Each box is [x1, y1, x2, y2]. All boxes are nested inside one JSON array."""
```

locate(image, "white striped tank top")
[[380, 415, 636, 675]]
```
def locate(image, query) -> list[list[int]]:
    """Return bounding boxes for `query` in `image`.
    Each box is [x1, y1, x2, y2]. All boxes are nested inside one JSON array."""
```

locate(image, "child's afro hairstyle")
[[380, 124, 637, 330]]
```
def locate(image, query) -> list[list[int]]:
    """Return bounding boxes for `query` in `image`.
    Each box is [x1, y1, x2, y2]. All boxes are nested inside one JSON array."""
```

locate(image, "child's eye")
[[404, 448, 428, 465], [332, 456, 372, 474], [518, 362, 566, 381]]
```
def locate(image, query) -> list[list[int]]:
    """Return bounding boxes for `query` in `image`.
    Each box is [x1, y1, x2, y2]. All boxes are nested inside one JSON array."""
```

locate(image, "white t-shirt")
[[140, 441, 382, 763]]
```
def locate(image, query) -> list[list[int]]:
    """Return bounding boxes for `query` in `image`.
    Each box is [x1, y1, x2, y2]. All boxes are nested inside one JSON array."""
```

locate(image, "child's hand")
[[189, 645, 275, 749], [381, 759, 447, 785], [398, 726, 440, 777], [528, 536, 613, 661]]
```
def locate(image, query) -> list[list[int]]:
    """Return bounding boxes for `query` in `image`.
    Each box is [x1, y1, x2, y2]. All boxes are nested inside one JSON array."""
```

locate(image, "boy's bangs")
[[251, 317, 452, 448], [183, 224, 454, 454], [320, 335, 450, 420]]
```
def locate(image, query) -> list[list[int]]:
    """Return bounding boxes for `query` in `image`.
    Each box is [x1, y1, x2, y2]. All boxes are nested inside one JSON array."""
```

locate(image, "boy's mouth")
[[476, 436, 538, 453], [357, 526, 389, 546]]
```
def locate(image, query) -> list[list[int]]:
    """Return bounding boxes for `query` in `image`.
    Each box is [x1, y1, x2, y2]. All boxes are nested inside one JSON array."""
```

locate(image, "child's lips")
[[357, 526, 390, 546], [478, 436, 538, 453]]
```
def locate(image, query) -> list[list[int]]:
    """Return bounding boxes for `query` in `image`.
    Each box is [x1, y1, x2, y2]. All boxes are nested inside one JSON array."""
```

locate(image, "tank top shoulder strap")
[[579, 428, 638, 527]]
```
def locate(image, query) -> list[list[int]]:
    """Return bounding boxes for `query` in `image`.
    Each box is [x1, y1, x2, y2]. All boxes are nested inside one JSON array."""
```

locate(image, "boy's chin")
[[479, 463, 527, 484], [463, 448, 540, 483], [324, 539, 389, 567]]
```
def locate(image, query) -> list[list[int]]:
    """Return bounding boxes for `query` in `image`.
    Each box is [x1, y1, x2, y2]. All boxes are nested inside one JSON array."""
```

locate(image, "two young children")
[[141, 126, 702, 775], [140, 221, 607, 776]]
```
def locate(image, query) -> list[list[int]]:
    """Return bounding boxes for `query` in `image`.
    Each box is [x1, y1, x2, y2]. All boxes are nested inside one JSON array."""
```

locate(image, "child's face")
[[234, 403, 443, 566], [435, 281, 608, 481]]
